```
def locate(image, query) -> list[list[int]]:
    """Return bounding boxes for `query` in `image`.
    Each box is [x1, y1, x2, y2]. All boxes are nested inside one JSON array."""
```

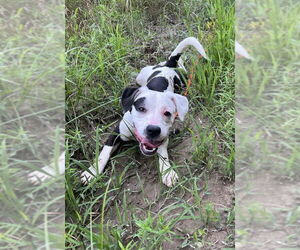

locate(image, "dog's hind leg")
[[80, 124, 123, 184], [157, 139, 179, 187]]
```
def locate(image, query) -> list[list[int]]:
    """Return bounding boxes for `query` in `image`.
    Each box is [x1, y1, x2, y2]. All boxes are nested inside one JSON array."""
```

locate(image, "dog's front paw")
[[28, 171, 49, 185], [80, 169, 96, 184], [162, 169, 178, 187]]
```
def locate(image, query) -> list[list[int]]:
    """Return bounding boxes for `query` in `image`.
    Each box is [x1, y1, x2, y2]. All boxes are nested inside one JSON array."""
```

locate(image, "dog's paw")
[[80, 170, 95, 184], [28, 171, 50, 185], [162, 169, 178, 187]]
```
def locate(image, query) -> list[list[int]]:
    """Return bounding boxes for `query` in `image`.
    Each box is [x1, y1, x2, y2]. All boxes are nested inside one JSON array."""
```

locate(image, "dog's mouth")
[[139, 142, 158, 156], [134, 129, 163, 156]]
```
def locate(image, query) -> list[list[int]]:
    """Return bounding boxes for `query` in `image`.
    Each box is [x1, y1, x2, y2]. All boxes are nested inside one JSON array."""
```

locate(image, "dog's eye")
[[164, 111, 172, 117], [137, 107, 146, 112]]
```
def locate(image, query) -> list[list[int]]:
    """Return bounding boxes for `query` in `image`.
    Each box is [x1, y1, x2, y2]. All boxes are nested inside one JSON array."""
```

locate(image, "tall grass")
[[66, 0, 234, 248], [236, 0, 300, 248], [0, 0, 65, 248], [236, 0, 300, 178]]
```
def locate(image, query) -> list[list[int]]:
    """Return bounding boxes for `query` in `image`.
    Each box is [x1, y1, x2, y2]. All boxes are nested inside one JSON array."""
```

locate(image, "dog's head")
[[121, 86, 189, 156]]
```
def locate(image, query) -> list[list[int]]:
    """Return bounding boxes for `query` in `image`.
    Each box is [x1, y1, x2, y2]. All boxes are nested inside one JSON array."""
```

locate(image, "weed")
[[66, 0, 234, 248], [0, 0, 64, 248]]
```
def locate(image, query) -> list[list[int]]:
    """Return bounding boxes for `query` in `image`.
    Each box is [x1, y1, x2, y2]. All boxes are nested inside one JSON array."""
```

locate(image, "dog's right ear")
[[121, 87, 140, 113]]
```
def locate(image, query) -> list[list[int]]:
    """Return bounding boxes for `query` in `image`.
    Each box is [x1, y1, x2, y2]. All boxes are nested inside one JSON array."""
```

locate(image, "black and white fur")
[[28, 39, 253, 186], [81, 37, 208, 187]]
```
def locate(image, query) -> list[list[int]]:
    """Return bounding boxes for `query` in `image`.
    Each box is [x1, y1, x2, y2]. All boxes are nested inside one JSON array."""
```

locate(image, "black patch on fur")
[[147, 70, 161, 82], [133, 97, 146, 110], [165, 53, 182, 68], [174, 69, 187, 93], [121, 87, 139, 113], [105, 123, 122, 146], [173, 75, 182, 93], [175, 70, 187, 84], [146, 77, 169, 92]]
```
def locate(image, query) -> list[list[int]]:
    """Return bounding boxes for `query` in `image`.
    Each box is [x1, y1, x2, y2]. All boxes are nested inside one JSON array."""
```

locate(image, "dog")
[[80, 37, 208, 187], [28, 39, 252, 186]]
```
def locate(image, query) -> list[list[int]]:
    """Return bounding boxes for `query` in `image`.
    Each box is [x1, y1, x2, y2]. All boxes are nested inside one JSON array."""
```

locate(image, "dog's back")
[[136, 37, 208, 93]]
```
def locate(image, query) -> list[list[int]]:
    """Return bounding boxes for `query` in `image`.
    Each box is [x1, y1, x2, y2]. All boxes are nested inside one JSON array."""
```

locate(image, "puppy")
[[81, 37, 208, 187], [28, 39, 252, 185]]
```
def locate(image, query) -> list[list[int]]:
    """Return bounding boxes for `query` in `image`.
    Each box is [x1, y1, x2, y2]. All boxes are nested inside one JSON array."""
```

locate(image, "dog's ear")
[[121, 87, 140, 113], [171, 93, 189, 121]]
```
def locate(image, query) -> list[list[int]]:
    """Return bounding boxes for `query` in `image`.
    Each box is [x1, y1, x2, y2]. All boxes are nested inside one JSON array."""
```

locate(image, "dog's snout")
[[146, 125, 161, 138]]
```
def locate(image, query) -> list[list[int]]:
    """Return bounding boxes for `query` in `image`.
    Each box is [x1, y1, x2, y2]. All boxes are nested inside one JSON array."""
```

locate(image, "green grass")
[[236, 0, 300, 178], [66, 0, 234, 249], [0, 0, 64, 248], [236, 0, 300, 248]]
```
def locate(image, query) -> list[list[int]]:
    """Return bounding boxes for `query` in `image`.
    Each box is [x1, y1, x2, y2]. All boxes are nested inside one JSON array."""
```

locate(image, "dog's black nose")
[[146, 125, 161, 138]]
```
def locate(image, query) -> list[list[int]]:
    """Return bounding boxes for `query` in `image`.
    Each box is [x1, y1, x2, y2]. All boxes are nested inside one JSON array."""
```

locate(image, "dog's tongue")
[[144, 145, 153, 150]]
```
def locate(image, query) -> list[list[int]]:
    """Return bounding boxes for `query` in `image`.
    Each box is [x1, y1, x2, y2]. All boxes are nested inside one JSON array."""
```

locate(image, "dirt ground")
[[236, 171, 300, 249], [88, 114, 235, 249], [66, 3, 235, 247]]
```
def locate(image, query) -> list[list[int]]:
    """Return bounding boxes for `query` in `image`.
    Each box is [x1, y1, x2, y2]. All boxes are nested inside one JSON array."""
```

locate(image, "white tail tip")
[[171, 37, 209, 60], [235, 41, 253, 60]]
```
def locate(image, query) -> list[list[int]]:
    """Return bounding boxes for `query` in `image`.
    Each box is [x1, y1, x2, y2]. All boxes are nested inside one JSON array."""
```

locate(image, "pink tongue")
[[144, 142, 158, 148]]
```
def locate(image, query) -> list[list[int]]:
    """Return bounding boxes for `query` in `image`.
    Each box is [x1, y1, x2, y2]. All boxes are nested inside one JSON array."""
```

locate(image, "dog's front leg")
[[28, 152, 65, 184], [157, 139, 178, 187], [80, 124, 121, 184]]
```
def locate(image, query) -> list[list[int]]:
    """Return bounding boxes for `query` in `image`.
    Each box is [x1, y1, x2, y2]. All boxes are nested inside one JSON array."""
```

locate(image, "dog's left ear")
[[121, 87, 140, 113], [171, 93, 189, 121]]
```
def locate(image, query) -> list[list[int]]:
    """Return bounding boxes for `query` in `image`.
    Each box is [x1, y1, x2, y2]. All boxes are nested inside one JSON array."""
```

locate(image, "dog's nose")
[[146, 125, 161, 138]]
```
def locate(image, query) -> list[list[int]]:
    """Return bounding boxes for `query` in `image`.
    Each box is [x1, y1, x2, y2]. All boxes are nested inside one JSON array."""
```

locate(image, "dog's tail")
[[165, 37, 208, 68], [235, 41, 253, 60]]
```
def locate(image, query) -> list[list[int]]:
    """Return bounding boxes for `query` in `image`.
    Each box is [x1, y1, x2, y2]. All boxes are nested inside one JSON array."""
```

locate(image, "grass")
[[0, 0, 64, 248], [236, 0, 300, 248], [236, 0, 300, 178], [66, 0, 234, 249]]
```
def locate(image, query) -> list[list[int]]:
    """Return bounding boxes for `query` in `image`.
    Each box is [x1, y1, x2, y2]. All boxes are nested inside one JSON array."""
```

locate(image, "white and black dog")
[[81, 37, 208, 187], [29, 39, 254, 186]]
